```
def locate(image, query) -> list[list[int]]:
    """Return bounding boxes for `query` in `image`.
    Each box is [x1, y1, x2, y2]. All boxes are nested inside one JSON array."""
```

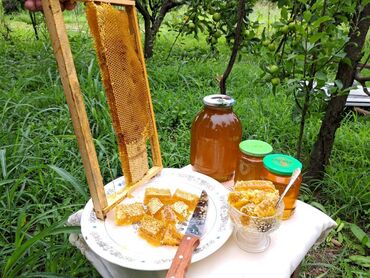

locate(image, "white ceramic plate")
[[81, 168, 232, 271]]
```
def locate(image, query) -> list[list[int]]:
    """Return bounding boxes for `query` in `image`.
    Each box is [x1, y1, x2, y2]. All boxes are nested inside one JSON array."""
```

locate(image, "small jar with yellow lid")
[[261, 154, 303, 220], [234, 140, 273, 182]]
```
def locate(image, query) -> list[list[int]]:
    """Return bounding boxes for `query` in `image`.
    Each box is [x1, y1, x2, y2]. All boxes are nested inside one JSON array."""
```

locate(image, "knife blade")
[[166, 190, 208, 278]]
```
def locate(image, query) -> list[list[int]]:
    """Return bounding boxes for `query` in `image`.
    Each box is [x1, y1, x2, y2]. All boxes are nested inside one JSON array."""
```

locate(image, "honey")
[[146, 197, 164, 217], [190, 94, 242, 182], [115, 202, 145, 225], [262, 154, 303, 220], [138, 215, 166, 246], [159, 205, 177, 224], [143, 188, 171, 205], [172, 189, 199, 210], [234, 140, 273, 182], [171, 201, 189, 222], [161, 224, 183, 246], [228, 180, 279, 218]]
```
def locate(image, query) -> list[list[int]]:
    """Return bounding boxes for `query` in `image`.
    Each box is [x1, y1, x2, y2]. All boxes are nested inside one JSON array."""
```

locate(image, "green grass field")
[[0, 7, 369, 277]]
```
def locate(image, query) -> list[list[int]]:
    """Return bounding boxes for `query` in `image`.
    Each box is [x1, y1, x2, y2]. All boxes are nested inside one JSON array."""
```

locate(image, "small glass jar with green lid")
[[234, 140, 273, 182], [261, 154, 303, 220]]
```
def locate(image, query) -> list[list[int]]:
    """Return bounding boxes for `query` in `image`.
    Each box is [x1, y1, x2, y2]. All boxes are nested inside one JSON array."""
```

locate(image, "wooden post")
[[41, 0, 107, 219]]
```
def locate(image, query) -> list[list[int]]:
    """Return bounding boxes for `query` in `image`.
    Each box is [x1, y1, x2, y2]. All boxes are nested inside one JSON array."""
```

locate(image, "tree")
[[167, 0, 256, 93], [307, 1, 370, 181], [255, 0, 370, 182], [135, 0, 186, 58]]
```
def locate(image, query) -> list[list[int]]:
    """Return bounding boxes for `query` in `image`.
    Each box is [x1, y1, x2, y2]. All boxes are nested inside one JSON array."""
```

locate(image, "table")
[[68, 167, 336, 278]]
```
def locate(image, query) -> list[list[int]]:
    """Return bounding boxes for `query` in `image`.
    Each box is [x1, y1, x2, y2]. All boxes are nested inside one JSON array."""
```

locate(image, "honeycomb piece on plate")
[[115, 202, 145, 225], [146, 197, 164, 217], [171, 201, 189, 222], [144, 188, 171, 205], [159, 205, 177, 224], [172, 189, 199, 210], [161, 224, 183, 246], [138, 215, 165, 246]]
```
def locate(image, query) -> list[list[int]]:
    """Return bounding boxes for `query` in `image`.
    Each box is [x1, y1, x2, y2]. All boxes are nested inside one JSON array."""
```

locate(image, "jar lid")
[[239, 140, 273, 157], [263, 154, 302, 176], [203, 94, 235, 107]]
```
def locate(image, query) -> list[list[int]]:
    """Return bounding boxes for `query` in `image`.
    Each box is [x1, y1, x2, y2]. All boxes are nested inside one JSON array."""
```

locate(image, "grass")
[[1, 7, 369, 277]]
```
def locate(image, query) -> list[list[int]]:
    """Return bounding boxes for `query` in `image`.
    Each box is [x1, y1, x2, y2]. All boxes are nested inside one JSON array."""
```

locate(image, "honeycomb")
[[115, 202, 145, 225], [86, 2, 154, 185]]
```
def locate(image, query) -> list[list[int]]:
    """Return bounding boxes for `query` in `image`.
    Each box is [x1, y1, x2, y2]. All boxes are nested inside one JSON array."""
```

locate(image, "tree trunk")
[[143, 17, 154, 59], [306, 3, 370, 182], [136, 0, 183, 59]]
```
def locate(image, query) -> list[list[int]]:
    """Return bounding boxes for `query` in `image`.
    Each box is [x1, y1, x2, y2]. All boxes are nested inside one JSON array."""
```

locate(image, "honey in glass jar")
[[190, 94, 242, 182], [234, 140, 273, 182], [261, 154, 302, 220]]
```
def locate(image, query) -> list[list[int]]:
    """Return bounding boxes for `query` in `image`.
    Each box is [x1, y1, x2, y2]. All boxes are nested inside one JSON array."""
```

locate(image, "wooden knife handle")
[[166, 234, 200, 278]]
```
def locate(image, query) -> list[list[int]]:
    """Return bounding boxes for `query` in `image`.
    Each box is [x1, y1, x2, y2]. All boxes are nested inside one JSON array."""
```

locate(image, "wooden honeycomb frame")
[[41, 0, 162, 220]]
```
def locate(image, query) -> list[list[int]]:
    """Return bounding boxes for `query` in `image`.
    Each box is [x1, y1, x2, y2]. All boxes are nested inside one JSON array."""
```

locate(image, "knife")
[[166, 190, 208, 278]]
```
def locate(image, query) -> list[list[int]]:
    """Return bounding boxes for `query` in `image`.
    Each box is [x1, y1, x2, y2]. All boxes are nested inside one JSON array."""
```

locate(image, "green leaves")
[[349, 223, 370, 248], [3, 219, 81, 278], [349, 255, 370, 268], [49, 165, 88, 199]]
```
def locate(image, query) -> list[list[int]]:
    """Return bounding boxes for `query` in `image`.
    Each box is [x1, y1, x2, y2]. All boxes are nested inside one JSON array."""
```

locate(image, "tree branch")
[[151, 0, 184, 34], [135, 0, 151, 22], [219, 0, 246, 95]]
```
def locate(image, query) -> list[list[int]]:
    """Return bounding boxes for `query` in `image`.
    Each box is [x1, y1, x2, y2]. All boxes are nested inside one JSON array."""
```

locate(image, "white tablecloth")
[[68, 167, 336, 278]]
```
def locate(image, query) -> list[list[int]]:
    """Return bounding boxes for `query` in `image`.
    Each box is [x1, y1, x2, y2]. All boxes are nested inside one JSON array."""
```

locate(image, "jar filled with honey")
[[234, 140, 273, 182], [261, 154, 302, 220], [190, 94, 242, 182]]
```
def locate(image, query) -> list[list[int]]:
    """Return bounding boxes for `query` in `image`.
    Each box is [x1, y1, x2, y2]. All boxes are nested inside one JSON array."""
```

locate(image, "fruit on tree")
[[280, 25, 289, 34], [268, 43, 276, 51], [188, 22, 196, 29], [271, 77, 280, 86], [268, 65, 279, 74], [212, 13, 221, 22]]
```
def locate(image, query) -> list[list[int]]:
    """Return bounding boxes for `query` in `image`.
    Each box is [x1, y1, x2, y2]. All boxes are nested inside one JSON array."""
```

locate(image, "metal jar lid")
[[203, 94, 235, 107]]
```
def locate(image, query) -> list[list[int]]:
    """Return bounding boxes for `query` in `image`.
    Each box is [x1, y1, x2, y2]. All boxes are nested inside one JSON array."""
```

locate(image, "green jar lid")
[[263, 154, 302, 176], [239, 140, 273, 157]]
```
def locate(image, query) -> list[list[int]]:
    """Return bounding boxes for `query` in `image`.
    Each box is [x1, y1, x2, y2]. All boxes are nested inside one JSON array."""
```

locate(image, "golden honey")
[[262, 154, 303, 220], [172, 189, 199, 210], [190, 95, 242, 182], [161, 224, 183, 246], [138, 215, 165, 246], [143, 188, 171, 205], [115, 202, 145, 225], [171, 201, 189, 222]]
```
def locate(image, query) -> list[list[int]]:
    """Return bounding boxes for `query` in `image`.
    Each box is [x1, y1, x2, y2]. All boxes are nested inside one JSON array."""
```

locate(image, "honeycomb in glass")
[[228, 180, 280, 219], [146, 197, 164, 217], [161, 224, 183, 246], [144, 188, 171, 205], [115, 202, 145, 225], [172, 189, 199, 210], [138, 215, 165, 246], [171, 201, 189, 222], [234, 180, 276, 192]]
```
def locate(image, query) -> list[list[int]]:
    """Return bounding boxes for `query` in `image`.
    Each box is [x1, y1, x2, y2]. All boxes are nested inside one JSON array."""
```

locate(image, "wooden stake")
[[41, 0, 107, 219]]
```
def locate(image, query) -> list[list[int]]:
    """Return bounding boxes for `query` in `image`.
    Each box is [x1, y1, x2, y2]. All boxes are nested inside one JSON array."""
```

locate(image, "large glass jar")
[[190, 94, 242, 182], [261, 154, 303, 220], [234, 140, 273, 182]]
